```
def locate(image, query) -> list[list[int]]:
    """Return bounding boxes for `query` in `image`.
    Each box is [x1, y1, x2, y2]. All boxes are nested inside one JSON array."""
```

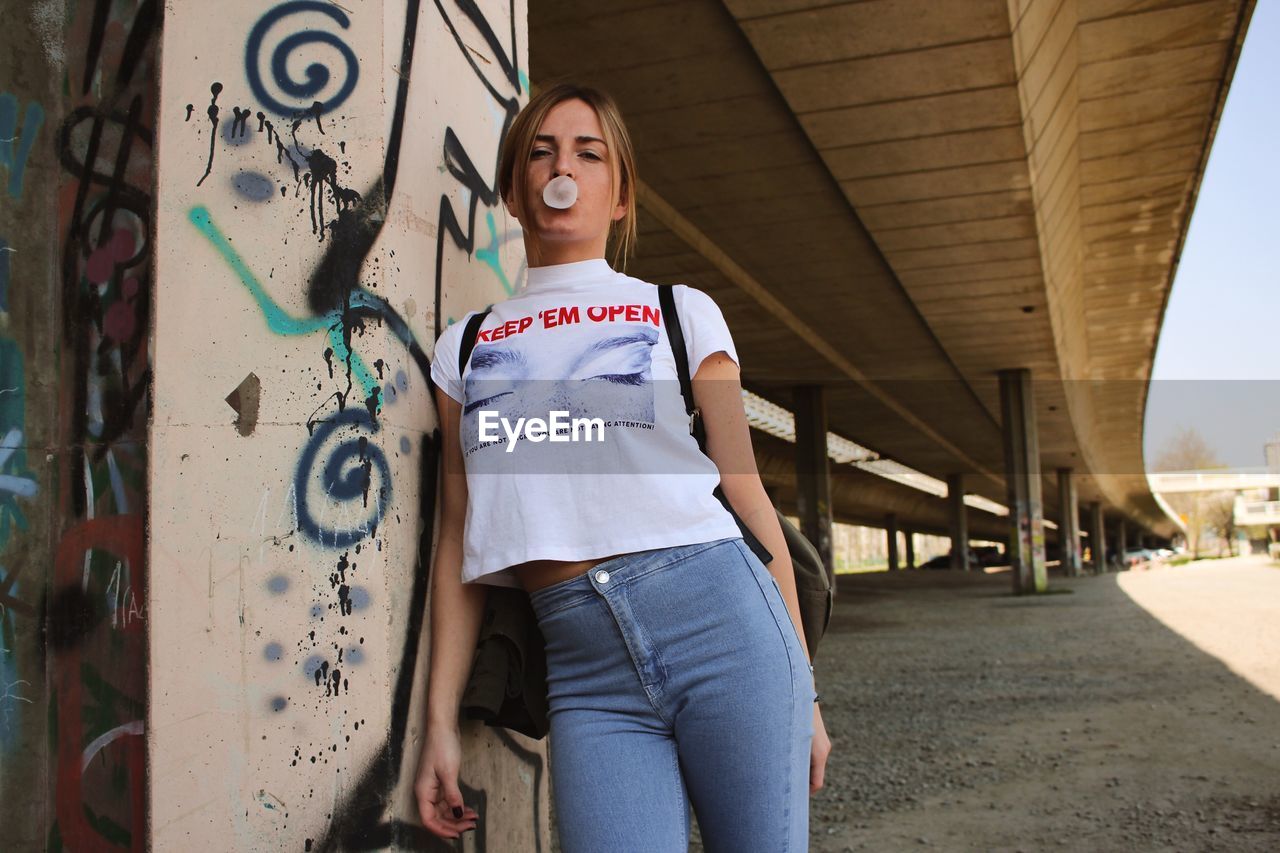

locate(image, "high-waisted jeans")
[[528, 536, 816, 852]]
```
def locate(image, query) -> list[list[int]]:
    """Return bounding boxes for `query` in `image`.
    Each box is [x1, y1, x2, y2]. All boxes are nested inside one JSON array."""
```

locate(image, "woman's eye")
[[579, 151, 603, 161], [530, 148, 551, 159], [464, 390, 514, 415], [586, 373, 645, 386]]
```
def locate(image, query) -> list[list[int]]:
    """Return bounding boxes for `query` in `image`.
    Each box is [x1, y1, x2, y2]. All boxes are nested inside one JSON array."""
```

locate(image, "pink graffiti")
[[103, 277, 140, 342], [84, 228, 136, 284]]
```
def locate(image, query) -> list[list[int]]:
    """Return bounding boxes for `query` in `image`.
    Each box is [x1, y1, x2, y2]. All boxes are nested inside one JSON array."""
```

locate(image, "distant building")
[[1236, 433, 1280, 556]]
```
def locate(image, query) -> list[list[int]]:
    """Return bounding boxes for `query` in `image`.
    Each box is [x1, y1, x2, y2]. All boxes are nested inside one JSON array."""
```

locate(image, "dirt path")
[[805, 555, 1280, 852]]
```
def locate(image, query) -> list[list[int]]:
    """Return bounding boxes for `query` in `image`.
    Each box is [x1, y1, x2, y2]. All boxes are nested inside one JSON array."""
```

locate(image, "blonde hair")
[[499, 83, 639, 269]]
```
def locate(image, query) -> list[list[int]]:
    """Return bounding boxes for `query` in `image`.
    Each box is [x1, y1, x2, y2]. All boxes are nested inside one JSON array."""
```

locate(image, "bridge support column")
[[948, 474, 970, 570], [1089, 502, 1106, 572], [886, 514, 900, 571], [794, 385, 834, 585], [1058, 468, 1082, 576], [1117, 521, 1128, 570], [904, 530, 915, 569], [999, 369, 1047, 593]]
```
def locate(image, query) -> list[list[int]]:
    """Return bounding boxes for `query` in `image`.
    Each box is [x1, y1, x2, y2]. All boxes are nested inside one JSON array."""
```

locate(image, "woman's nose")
[[553, 150, 575, 178]]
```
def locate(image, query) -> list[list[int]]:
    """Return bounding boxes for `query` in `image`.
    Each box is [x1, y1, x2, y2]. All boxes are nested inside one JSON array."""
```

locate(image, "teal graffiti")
[[0, 315, 34, 755], [0, 237, 10, 311], [474, 210, 526, 297], [188, 205, 379, 398], [0, 94, 45, 200], [0, 343, 33, 544]]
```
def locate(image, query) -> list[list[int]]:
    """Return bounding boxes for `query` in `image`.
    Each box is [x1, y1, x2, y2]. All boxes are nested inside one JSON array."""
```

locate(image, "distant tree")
[[1152, 427, 1226, 558], [1153, 427, 1221, 472], [1205, 492, 1238, 557]]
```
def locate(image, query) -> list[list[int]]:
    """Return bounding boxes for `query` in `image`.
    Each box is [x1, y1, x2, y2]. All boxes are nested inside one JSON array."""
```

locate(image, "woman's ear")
[[612, 178, 629, 222], [503, 188, 524, 225]]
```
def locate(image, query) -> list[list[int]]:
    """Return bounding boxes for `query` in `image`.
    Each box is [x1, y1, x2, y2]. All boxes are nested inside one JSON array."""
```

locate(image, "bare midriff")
[[512, 553, 628, 593]]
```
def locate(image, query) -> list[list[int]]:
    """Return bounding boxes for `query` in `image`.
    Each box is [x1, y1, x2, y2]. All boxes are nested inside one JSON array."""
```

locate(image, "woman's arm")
[[423, 387, 487, 727], [416, 386, 486, 838], [692, 352, 809, 660], [693, 351, 831, 794]]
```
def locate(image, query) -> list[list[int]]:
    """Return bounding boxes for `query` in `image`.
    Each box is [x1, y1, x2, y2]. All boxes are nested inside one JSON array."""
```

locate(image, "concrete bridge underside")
[[532, 0, 1254, 540]]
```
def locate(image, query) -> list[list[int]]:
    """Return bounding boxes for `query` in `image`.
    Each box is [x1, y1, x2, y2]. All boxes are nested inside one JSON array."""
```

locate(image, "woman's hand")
[[415, 726, 479, 839], [810, 703, 831, 794]]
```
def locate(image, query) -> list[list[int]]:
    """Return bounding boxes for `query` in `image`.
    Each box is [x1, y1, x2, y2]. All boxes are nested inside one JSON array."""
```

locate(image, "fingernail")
[[452, 806, 464, 819]]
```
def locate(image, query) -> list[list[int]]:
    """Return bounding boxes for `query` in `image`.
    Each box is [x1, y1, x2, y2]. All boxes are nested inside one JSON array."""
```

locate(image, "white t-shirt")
[[430, 258, 745, 586]]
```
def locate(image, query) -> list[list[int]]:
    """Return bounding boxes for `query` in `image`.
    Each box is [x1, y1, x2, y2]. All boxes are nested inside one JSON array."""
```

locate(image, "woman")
[[415, 83, 831, 851]]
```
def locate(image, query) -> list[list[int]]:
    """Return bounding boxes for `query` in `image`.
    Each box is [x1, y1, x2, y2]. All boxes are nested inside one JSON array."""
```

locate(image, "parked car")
[[1122, 548, 1156, 567], [972, 546, 1007, 567], [919, 547, 1005, 570]]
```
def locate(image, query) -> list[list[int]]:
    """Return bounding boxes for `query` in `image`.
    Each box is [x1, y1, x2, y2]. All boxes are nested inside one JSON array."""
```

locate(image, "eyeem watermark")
[[477, 410, 605, 452]]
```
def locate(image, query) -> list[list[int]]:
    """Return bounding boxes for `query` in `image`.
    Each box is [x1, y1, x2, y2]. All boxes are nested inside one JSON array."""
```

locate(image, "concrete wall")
[[1, 1, 544, 849], [1, 1, 156, 848]]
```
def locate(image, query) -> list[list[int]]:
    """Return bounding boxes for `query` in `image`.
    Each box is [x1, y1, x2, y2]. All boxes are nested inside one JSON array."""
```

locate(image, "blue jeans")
[[528, 536, 816, 852]]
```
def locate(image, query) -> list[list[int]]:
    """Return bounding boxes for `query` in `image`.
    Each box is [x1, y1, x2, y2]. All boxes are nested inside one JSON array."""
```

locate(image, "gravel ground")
[[553, 555, 1280, 851], [794, 555, 1280, 852]]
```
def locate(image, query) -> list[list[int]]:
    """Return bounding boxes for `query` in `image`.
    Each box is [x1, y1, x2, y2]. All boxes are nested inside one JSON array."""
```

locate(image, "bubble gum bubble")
[[543, 175, 578, 209]]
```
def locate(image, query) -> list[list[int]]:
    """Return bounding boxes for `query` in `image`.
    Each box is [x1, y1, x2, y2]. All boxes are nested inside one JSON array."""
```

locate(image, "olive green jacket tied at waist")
[[460, 586, 549, 739]]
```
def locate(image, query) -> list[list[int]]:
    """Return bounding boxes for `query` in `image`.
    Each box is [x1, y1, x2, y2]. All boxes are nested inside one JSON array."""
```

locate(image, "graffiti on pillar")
[[0, 93, 45, 199], [50, 516, 148, 851], [245, 1, 360, 118], [41, 0, 159, 848], [428, 0, 530, 333], [172, 0, 542, 848], [0, 237, 38, 756], [187, 0, 526, 551]]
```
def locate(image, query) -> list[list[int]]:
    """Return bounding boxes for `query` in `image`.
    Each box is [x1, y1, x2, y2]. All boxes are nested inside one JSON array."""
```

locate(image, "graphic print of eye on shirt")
[[461, 303, 663, 456]]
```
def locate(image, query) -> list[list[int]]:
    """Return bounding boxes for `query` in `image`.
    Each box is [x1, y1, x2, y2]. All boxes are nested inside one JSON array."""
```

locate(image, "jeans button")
[[595, 570, 610, 584]]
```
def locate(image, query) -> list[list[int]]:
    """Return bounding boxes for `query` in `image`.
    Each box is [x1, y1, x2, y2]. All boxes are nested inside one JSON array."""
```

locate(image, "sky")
[[1143, 2, 1280, 470]]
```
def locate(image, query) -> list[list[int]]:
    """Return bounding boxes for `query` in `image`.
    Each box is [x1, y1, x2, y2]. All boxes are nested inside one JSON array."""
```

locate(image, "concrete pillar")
[[794, 385, 834, 585], [1058, 468, 1082, 576], [999, 369, 1048, 593], [904, 530, 916, 569], [1089, 502, 1106, 572], [1117, 521, 1128, 570], [886, 514, 900, 571], [947, 473, 970, 571], [147, 2, 547, 848]]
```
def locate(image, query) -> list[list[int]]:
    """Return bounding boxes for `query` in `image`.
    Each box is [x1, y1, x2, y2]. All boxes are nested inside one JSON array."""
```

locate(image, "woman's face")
[[508, 98, 628, 264]]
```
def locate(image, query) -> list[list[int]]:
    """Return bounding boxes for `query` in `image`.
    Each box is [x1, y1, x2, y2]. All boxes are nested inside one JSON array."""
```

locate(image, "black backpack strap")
[[659, 284, 772, 565], [658, 284, 707, 452], [458, 308, 493, 376]]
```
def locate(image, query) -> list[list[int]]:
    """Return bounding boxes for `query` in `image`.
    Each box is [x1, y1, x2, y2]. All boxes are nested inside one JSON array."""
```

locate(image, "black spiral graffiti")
[[245, 0, 359, 117], [295, 409, 391, 550]]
